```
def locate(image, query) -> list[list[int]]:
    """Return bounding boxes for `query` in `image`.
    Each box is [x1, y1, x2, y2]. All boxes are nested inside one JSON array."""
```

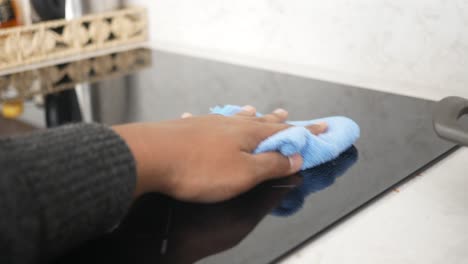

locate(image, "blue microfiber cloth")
[[210, 105, 360, 170]]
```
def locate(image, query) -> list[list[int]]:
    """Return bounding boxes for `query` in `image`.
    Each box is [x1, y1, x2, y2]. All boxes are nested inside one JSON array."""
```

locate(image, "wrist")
[[112, 124, 152, 198]]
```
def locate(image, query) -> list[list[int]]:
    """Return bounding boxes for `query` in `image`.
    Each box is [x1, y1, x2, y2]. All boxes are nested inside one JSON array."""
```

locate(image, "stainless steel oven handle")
[[433, 96, 468, 146]]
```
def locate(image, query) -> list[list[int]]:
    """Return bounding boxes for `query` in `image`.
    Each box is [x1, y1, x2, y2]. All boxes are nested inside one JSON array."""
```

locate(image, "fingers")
[[182, 105, 257, 119], [253, 120, 327, 140], [181, 105, 256, 120], [235, 105, 257, 117], [183, 106, 326, 144], [259, 121, 327, 138], [248, 152, 303, 182], [257, 108, 288, 123], [242, 120, 328, 151], [181, 112, 193, 119], [306, 122, 328, 135], [181, 106, 290, 124], [235, 107, 289, 123]]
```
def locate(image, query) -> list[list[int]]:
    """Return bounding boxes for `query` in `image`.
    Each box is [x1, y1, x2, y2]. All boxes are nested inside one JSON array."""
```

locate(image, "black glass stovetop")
[[1, 48, 456, 264]]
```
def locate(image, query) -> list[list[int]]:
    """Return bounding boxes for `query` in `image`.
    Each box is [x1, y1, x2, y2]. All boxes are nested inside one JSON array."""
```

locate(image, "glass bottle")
[[0, 0, 20, 28]]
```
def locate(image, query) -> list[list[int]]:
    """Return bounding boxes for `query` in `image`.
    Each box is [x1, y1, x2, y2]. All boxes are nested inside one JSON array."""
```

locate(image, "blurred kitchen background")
[[2, 0, 468, 125], [1, 1, 468, 263], [131, 0, 468, 100]]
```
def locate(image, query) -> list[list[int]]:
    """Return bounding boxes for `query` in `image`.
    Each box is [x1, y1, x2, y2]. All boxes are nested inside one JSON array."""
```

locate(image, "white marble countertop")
[[282, 148, 468, 264]]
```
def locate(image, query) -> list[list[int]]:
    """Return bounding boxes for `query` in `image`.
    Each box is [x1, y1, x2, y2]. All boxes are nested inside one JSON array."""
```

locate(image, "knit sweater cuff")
[[1, 123, 136, 261]]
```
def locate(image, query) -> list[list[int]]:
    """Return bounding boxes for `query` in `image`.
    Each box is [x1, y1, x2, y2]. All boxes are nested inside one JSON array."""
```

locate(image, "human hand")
[[113, 107, 327, 203]]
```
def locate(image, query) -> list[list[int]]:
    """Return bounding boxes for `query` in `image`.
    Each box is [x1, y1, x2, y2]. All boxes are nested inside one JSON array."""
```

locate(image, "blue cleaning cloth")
[[271, 146, 358, 217], [210, 105, 360, 170]]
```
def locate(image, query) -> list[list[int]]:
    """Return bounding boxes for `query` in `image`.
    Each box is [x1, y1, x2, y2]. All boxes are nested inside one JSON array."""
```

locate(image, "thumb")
[[249, 152, 303, 182]]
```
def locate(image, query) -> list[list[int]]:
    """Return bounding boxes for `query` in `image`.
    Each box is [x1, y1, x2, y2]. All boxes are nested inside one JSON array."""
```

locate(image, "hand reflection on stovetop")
[[56, 147, 358, 264], [271, 146, 358, 217]]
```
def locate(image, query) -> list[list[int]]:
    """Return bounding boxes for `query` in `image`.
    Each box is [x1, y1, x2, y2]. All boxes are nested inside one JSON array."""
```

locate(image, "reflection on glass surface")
[[45, 89, 83, 127], [56, 147, 358, 264], [56, 176, 299, 264], [0, 48, 151, 103], [272, 146, 358, 217]]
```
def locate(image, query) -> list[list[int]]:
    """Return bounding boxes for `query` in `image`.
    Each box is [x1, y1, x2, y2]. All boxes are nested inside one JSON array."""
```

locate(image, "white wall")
[[127, 0, 468, 100]]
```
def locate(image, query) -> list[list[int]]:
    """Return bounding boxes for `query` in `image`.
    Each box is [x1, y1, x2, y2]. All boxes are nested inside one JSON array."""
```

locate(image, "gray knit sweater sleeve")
[[0, 123, 137, 264]]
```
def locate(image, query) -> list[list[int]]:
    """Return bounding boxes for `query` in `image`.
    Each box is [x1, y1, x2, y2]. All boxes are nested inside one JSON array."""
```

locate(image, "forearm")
[[0, 123, 136, 264]]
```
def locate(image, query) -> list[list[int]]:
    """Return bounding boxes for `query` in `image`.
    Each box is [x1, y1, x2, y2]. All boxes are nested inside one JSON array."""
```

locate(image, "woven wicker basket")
[[0, 6, 147, 71]]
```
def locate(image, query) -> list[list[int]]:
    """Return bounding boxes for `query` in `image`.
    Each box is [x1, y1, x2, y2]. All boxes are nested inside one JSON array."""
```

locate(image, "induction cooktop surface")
[[1, 48, 456, 264]]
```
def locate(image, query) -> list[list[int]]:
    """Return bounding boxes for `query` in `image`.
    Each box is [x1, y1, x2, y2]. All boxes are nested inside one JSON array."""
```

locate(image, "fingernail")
[[317, 122, 328, 129], [288, 154, 303, 173], [181, 112, 192, 118], [242, 105, 256, 113], [273, 108, 287, 116]]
